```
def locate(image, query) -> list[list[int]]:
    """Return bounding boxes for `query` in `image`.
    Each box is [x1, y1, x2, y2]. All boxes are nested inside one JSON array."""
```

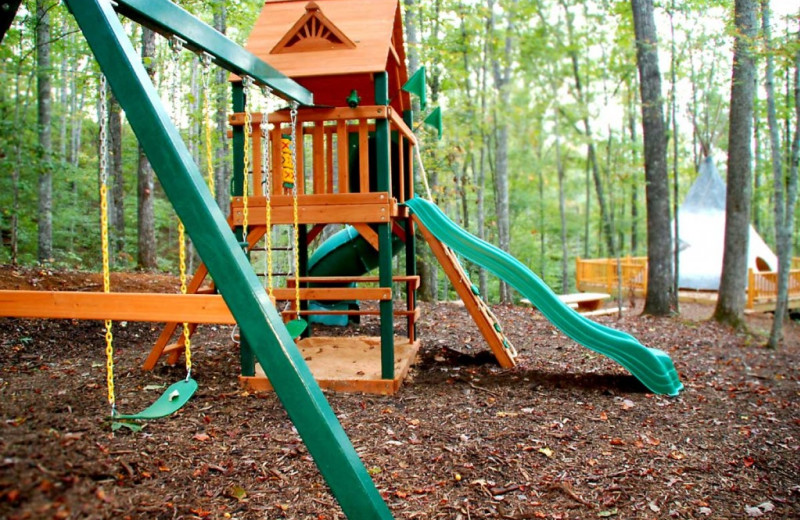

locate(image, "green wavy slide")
[[405, 197, 683, 396]]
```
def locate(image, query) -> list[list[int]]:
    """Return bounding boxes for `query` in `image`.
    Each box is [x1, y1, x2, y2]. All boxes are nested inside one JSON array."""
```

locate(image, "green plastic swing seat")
[[113, 378, 198, 421], [286, 318, 307, 339]]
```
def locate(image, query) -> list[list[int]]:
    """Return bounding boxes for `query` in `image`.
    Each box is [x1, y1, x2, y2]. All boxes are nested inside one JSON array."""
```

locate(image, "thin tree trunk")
[[632, 0, 676, 315], [669, 1, 680, 309], [766, 7, 799, 348], [137, 27, 157, 269], [489, 0, 515, 303], [561, 0, 616, 258], [36, 0, 53, 263], [554, 102, 569, 294], [714, 0, 758, 328], [109, 94, 125, 257], [214, 3, 231, 214], [628, 78, 639, 254]]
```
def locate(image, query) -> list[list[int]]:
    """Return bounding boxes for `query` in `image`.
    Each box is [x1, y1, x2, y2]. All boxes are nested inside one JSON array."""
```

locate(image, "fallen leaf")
[[538, 447, 553, 458], [597, 508, 618, 517], [228, 485, 247, 501], [193, 433, 210, 442], [699, 507, 712, 516], [745, 505, 763, 517], [621, 399, 635, 410]]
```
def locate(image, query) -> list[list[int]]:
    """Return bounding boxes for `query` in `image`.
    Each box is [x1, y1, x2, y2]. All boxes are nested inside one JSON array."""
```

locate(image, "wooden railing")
[[747, 260, 800, 311], [230, 106, 417, 204], [575, 256, 648, 296], [578, 257, 800, 311]]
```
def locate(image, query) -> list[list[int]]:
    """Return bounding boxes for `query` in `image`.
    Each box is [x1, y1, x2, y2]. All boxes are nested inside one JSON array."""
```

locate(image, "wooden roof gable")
[[271, 2, 356, 54], [246, 0, 404, 79]]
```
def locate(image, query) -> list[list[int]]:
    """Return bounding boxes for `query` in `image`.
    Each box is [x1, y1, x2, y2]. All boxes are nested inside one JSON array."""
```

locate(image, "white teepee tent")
[[674, 156, 777, 290]]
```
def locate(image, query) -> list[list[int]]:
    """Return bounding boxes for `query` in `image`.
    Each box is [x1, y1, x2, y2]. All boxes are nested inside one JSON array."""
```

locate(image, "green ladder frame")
[[60, 0, 392, 517]]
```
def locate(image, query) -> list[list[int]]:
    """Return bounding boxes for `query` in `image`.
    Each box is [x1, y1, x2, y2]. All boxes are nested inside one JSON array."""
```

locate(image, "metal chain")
[[241, 77, 253, 245], [261, 86, 274, 298], [170, 36, 192, 379], [99, 74, 115, 416], [289, 102, 301, 319]]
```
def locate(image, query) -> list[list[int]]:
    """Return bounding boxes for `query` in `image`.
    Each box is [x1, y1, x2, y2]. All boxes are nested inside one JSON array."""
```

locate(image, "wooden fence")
[[576, 257, 800, 311]]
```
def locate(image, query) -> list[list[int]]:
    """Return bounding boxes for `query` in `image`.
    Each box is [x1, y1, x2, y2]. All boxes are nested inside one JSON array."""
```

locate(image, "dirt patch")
[[0, 266, 798, 519]]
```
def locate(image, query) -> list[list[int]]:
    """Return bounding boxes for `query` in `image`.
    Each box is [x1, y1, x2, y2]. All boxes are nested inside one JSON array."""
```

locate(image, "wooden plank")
[[358, 118, 369, 193], [271, 287, 392, 301], [240, 336, 420, 396], [353, 223, 380, 251], [325, 127, 334, 194], [397, 134, 405, 202], [336, 119, 349, 193], [271, 125, 283, 195], [233, 192, 393, 207], [252, 121, 263, 196], [312, 122, 324, 194], [388, 107, 416, 144], [0, 290, 237, 324]]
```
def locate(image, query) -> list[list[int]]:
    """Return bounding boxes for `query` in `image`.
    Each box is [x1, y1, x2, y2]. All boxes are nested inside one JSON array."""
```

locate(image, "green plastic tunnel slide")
[[405, 197, 683, 396], [306, 226, 404, 325]]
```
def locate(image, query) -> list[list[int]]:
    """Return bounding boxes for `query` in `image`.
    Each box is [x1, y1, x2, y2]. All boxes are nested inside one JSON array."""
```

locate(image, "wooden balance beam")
[[0, 287, 393, 324]]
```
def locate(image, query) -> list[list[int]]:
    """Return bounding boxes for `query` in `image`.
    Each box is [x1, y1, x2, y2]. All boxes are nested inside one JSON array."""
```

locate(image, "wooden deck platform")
[[240, 336, 420, 395]]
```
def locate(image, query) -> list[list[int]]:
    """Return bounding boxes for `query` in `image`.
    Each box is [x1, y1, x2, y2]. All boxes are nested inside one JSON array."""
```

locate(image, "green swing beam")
[[113, 0, 313, 106], [61, 0, 390, 518]]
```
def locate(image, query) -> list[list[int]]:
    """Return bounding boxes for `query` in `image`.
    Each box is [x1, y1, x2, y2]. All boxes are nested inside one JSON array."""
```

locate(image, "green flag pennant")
[[402, 66, 427, 110], [423, 106, 442, 140]]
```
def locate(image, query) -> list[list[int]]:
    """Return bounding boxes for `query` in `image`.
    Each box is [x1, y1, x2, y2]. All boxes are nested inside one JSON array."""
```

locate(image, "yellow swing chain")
[[170, 36, 192, 379], [99, 74, 116, 416], [261, 86, 274, 299], [241, 77, 253, 247], [289, 102, 301, 319]]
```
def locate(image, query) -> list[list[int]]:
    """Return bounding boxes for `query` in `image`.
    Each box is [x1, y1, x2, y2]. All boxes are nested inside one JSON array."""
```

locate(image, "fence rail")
[[576, 257, 800, 311]]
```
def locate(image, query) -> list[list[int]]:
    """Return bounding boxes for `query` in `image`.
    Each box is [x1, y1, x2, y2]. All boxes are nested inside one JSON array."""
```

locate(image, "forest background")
[[0, 0, 798, 305]]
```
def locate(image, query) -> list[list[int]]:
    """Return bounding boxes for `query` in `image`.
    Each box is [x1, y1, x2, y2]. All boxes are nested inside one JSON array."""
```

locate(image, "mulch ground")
[[0, 265, 798, 519]]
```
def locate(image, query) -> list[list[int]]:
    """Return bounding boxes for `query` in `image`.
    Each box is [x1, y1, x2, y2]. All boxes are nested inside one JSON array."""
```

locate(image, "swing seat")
[[286, 318, 308, 339], [114, 378, 198, 420]]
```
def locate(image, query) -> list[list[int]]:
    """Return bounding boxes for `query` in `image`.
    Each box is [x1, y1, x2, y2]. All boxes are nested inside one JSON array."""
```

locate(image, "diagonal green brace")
[[63, 0, 391, 518]]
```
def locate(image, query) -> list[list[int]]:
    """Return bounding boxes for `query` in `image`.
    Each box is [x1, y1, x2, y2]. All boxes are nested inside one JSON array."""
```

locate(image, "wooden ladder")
[[413, 217, 517, 368]]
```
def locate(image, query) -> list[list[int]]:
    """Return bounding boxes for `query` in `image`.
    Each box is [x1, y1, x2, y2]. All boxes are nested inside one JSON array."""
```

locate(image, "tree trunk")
[[628, 78, 640, 254], [714, 0, 758, 328], [766, 6, 799, 348], [490, 0, 515, 303], [631, 0, 676, 315], [561, 0, 616, 259], [214, 3, 231, 214], [137, 27, 157, 269], [109, 94, 125, 257], [36, 0, 53, 263], [554, 102, 569, 294]]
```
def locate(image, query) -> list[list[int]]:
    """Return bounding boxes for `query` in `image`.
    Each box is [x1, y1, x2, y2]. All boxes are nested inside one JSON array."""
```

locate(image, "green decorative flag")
[[402, 66, 427, 110], [423, 106, 442, 140]]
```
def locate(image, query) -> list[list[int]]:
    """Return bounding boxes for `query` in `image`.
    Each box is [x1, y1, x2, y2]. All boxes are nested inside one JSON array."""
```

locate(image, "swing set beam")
[[57, 0, 391, 517]]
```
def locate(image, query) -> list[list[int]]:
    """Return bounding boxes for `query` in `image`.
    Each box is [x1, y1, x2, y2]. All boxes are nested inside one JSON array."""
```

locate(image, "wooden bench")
[[521, 292, 611, 313]]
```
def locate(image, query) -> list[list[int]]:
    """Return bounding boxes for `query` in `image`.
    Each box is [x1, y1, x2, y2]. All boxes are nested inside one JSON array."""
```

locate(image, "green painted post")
[[231, 82, 255, 377], [64, 1, 391, 517], [375, 72, 394, 380]]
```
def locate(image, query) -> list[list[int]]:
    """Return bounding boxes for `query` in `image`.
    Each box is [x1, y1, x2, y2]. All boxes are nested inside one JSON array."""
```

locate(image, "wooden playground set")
[[0, 1, 682, 517], [576, 257, 800, 312]]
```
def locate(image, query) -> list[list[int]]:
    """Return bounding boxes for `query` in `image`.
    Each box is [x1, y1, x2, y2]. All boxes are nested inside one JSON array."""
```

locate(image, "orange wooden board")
[[242, 335, 419, 395]]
